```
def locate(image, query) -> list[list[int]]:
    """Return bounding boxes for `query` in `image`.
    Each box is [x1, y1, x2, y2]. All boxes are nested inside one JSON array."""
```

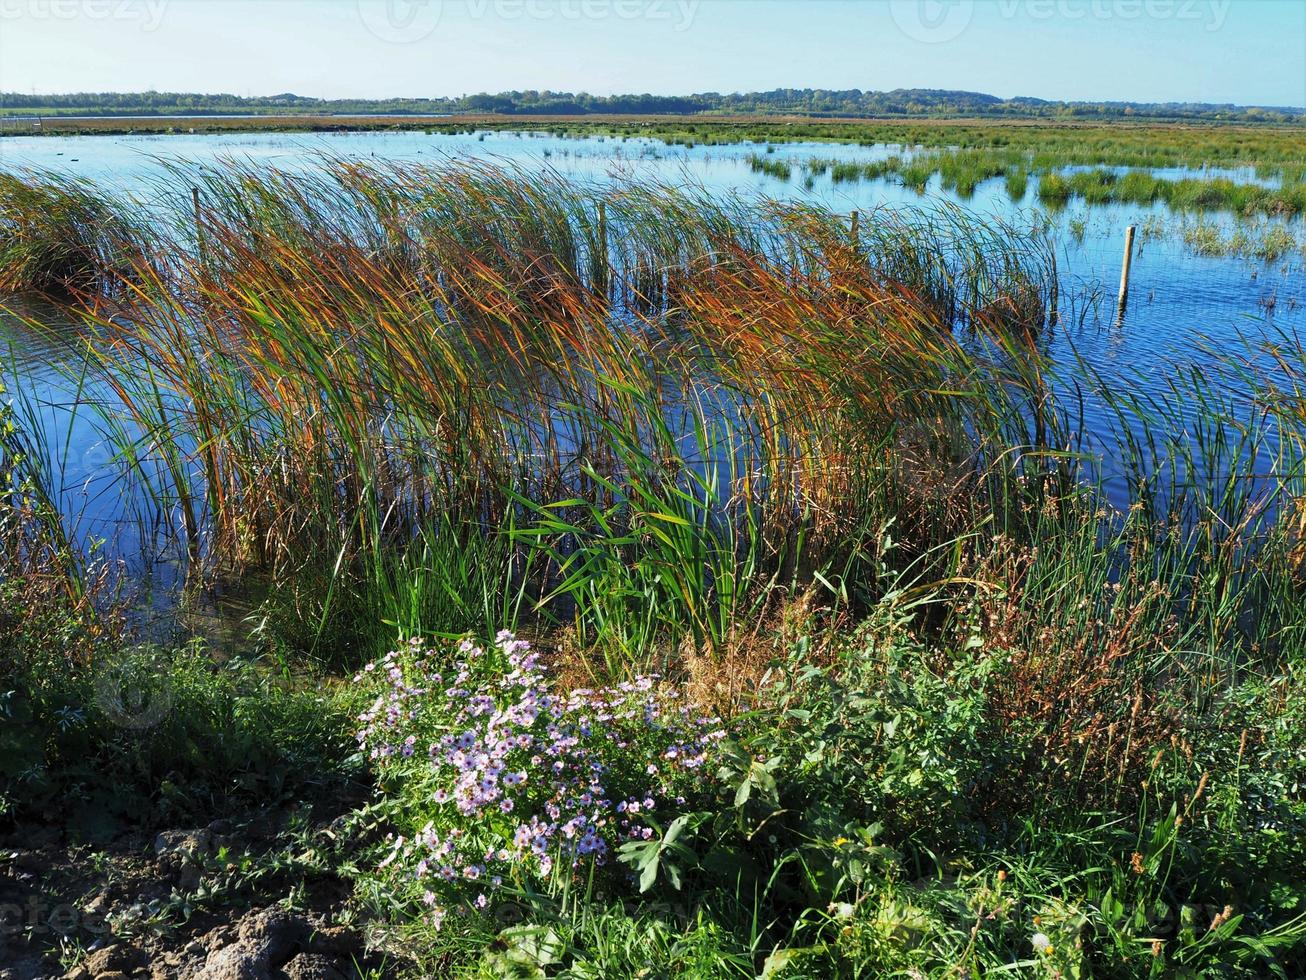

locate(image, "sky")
[[1, 0, 1303, 107]]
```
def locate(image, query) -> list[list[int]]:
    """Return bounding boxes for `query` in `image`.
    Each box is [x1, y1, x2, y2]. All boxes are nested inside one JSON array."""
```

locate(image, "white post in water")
[[1117, 224, 1136, 314]]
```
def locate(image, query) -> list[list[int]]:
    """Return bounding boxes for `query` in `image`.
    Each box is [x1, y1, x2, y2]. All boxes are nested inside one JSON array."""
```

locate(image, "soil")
[[0, 800, 389, 980]]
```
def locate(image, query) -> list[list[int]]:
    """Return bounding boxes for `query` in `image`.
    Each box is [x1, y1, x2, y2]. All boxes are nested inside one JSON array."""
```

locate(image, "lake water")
[[1, 129, 1303, 632]]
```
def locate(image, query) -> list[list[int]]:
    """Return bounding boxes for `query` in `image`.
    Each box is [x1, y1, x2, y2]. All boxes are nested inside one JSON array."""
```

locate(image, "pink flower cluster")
[[356, 631, 726, 922]]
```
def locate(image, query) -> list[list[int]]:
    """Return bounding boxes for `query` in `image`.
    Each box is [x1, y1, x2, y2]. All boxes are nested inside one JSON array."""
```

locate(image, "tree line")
[[2, 88, 1300, 123]]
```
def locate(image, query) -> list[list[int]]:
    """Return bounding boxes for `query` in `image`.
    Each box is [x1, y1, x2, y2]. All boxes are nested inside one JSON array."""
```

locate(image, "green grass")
[[0, 170, 148, 294], [1037, 166, 1306, 216], [747, 153, 794, 181], [9, 160, 1051, 668], [752, 147, 1306, 217]]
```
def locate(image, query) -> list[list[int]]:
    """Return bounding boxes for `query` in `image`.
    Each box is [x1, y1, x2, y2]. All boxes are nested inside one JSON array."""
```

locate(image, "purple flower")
[[358, 632, 725, 896]]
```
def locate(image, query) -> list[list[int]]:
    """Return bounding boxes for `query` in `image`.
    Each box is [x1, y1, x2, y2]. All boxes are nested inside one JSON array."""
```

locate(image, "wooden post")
[[1117, 224, 1136, 314], [849, 210, 859, 251], [191, 186, 207, 265]]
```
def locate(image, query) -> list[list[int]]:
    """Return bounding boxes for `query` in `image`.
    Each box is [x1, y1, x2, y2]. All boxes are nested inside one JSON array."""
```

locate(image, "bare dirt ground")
[[0, 798, 387, 980]]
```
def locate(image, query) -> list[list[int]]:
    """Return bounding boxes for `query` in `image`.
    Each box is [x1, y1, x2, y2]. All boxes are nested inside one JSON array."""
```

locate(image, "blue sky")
[[2, 0, 1303, 106]]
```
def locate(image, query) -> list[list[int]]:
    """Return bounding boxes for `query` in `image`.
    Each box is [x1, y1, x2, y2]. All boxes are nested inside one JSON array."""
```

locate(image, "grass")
[[27, 159, 1053, 665], [746, 153, 794, 181], [1174, 218, 1305, 260], [14, 113, 1306, 221], [1037, 167, 1306, 216], [771, 148, 1306, 217], [0, 170, 147, 294], [0, 159, 1304, 976]]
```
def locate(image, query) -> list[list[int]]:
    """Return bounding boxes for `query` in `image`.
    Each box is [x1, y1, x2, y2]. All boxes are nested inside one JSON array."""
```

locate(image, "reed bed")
[[0, 170, 149, 295], [0, 161, 1061, 656], [6, 160, 1303, 683], [30, 116, 1303, 174], [783, 147, 1306, 214], [0, 159, 1300, 711], [1038, 166, 1306, 215]]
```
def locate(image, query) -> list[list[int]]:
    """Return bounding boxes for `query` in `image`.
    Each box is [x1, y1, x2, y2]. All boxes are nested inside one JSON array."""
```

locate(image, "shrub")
[[355, 632, 727, 927]]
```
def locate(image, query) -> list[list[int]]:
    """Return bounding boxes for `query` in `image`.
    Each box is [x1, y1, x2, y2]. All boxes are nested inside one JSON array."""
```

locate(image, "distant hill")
[[2, 88, 1301, 123]]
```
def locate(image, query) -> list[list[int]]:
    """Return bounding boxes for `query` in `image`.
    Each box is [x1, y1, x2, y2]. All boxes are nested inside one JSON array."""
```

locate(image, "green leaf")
[[638, 851, 660, 893]]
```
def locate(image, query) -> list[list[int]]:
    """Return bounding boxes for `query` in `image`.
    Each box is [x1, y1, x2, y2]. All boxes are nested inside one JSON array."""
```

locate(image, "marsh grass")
[[7, 161, 1304, 697], [1038, 167, 1306, 216], [25, 115, 1306, 171], [0, 170, 149, 295], [781, 147, 1306, 217], [13, 160, 1052, 668]]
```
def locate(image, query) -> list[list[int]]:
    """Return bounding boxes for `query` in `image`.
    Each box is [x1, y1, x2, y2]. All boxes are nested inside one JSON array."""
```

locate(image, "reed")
[[746, 153, 793, 181], [1037, 167, 1306, 215], [25, 115, 1306, 176], [0, 170, 148, 295], [745, 145, 1306, 217], [2, 161, 1054, 664], [8, 160, 1306, 709]]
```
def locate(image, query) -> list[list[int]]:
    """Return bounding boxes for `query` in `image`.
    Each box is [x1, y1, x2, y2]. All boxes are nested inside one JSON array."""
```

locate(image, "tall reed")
[[7, 160, 1052, 662]]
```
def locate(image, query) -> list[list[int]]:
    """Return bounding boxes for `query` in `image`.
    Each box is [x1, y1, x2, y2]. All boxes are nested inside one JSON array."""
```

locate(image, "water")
[[2, 129, 1303, 630]]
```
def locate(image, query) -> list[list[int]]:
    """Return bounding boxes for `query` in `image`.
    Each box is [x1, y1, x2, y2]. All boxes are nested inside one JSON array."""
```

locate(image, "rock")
[[191, 944, 265, 980], [154, 830, 213, 863], [81, 943, 149, 976], [280, 953, 346, 980], [199, 924, 235, 949], [92, 972, 131, 980], [25, 824, 60, 849], [235, 908, 308, 964], [10, 850, 46, 873], [190, 908, 311, 980], [83, 890, 110, 916]]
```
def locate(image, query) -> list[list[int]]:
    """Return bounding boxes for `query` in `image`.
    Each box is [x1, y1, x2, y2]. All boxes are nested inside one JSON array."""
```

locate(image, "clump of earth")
[[0, 801, 386, 980]]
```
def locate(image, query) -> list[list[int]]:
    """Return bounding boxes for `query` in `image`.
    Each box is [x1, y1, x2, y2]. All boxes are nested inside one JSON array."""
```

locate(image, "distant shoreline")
[[5, 112, 1305, 141]]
